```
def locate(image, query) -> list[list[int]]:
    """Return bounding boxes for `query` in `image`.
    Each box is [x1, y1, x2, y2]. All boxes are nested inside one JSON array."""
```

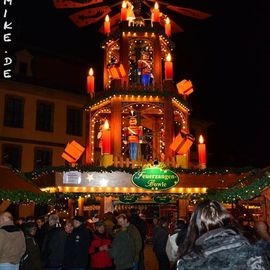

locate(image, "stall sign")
[[132, 167, 179, 191], [119, 195, 138, 204], [63, 171, 81, 184], [153, 196, 171, 204]]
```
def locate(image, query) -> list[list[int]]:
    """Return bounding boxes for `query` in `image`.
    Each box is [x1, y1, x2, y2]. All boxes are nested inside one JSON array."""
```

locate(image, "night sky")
[[5, 0, 270, 168]]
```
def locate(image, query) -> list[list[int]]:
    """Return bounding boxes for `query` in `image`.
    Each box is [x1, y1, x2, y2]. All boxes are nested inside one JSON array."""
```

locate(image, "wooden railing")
[[112, 156, 182, 169]]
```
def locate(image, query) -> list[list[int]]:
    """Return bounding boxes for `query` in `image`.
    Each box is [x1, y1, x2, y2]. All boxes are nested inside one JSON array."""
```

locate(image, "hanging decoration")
[[177, 79, 193, 96], [170, 130, 194, 155]]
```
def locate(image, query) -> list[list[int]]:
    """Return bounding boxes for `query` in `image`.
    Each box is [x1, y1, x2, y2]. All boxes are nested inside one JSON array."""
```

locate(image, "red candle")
[[165, 53, 173, 80], [198, 135, 206, 169], [152, 2, 160, 22], [102, 120, 111, 154], [104, 15, 110, 35], [121, 1, 127, 21], [87, 68, 95, 94], [165, 17, 171, 37]]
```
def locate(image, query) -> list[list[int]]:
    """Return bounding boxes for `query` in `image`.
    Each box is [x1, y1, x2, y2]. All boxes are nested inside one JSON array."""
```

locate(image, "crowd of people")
[[1, 200, 270, 270]]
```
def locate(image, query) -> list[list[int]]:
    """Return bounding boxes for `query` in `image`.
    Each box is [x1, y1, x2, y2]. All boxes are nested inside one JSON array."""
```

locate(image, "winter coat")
[[153, 226, 169, 258], [177, 227, 270, 270], [63, 224, 91, 269], [0, 223, 26, 264], [41, 226, 67, 268], [126, 223, 142, 262], [109, 229, 136, 270], [20, 236, 42, 270], [89, 231, 112, 269]]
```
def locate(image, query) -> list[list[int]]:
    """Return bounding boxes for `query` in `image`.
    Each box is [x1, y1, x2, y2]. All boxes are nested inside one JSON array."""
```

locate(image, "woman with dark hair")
[[177, 200, 270, 270]]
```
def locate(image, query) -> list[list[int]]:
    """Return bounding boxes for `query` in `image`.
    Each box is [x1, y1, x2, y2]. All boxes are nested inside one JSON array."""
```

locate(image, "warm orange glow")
[[105, 14, 109, 22], [165, 17, 170, 24], [89, 67, 93, 76], [154, 2, 159, 10], [199, 135, 204, 144], [166, 53, 172, 62], [104, 119, 110, 130], [122, 1, 127, 8]]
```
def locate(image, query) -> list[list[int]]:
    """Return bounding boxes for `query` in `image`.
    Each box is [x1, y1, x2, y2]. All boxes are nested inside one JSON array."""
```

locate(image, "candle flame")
[[122, 1, 127, 8], [154, 2, 159, 10], [89, 68, 94, 76], [104, 119, 109, 130], [165, 17, 170, 24], [199, 135, 204, 144], [105, 15, 109, 22], [166, 53, 171, 62]]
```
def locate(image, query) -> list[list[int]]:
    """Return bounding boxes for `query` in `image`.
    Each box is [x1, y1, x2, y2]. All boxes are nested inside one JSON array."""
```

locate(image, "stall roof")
[[0, 166, 41, 193]]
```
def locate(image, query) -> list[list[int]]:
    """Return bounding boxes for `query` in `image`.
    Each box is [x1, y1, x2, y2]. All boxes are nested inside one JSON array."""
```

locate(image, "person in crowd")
[[254, 220, 270, 242], [130, 209, 147, 270], [166, 219, 188, 268], [41, 214, 67, 270], [15, 217, 25, 228], [152, 216, 170, 270], [63, 216, 91, 270], [117, 213, 142, 270], [20, 222, 42, 270], [109, 214, 137, 270], [63, 219, 74, 235], [89, 221, 113, 270], [25, 216, 35, 223], [103, 212, 116, 237], [177, 200, 270, 270], [35, 216, 47, 250], [0, 211, 26, 270]]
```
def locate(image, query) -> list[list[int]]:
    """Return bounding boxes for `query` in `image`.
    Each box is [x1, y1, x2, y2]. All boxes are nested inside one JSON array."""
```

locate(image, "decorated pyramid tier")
[[84, 2, 196, 168]]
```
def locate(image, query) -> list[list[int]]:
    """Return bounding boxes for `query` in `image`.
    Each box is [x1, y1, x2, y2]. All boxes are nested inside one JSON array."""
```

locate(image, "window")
[[4, 95, 24, 128], [2, 144, 22, 170], [36, 101, 54, 132], [66, 107, 82, 136], [34, 148, 52, 169], [19, 61, 28, 75]]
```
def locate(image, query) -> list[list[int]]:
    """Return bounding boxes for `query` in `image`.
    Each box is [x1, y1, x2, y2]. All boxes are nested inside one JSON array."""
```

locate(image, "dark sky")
[[5, 0, 270, 168]]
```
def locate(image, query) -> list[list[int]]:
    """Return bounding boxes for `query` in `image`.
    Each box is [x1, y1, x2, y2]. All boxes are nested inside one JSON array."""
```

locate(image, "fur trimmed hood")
[[177, 228, 270, 270]]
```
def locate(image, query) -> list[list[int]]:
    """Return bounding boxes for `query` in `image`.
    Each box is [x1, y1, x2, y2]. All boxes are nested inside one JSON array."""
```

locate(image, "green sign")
[[153, 196, 171, 204], [119, 195, 138, 204], [132, 167, 179, 191]]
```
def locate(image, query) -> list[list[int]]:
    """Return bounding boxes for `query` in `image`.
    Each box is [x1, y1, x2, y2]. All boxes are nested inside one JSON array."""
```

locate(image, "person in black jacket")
[[152, 216, 170, 270], [20, 222, 42, 270], [177, 200, 270, 270], [63, 216, 92, 270], [41, 214, 67, 270]]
